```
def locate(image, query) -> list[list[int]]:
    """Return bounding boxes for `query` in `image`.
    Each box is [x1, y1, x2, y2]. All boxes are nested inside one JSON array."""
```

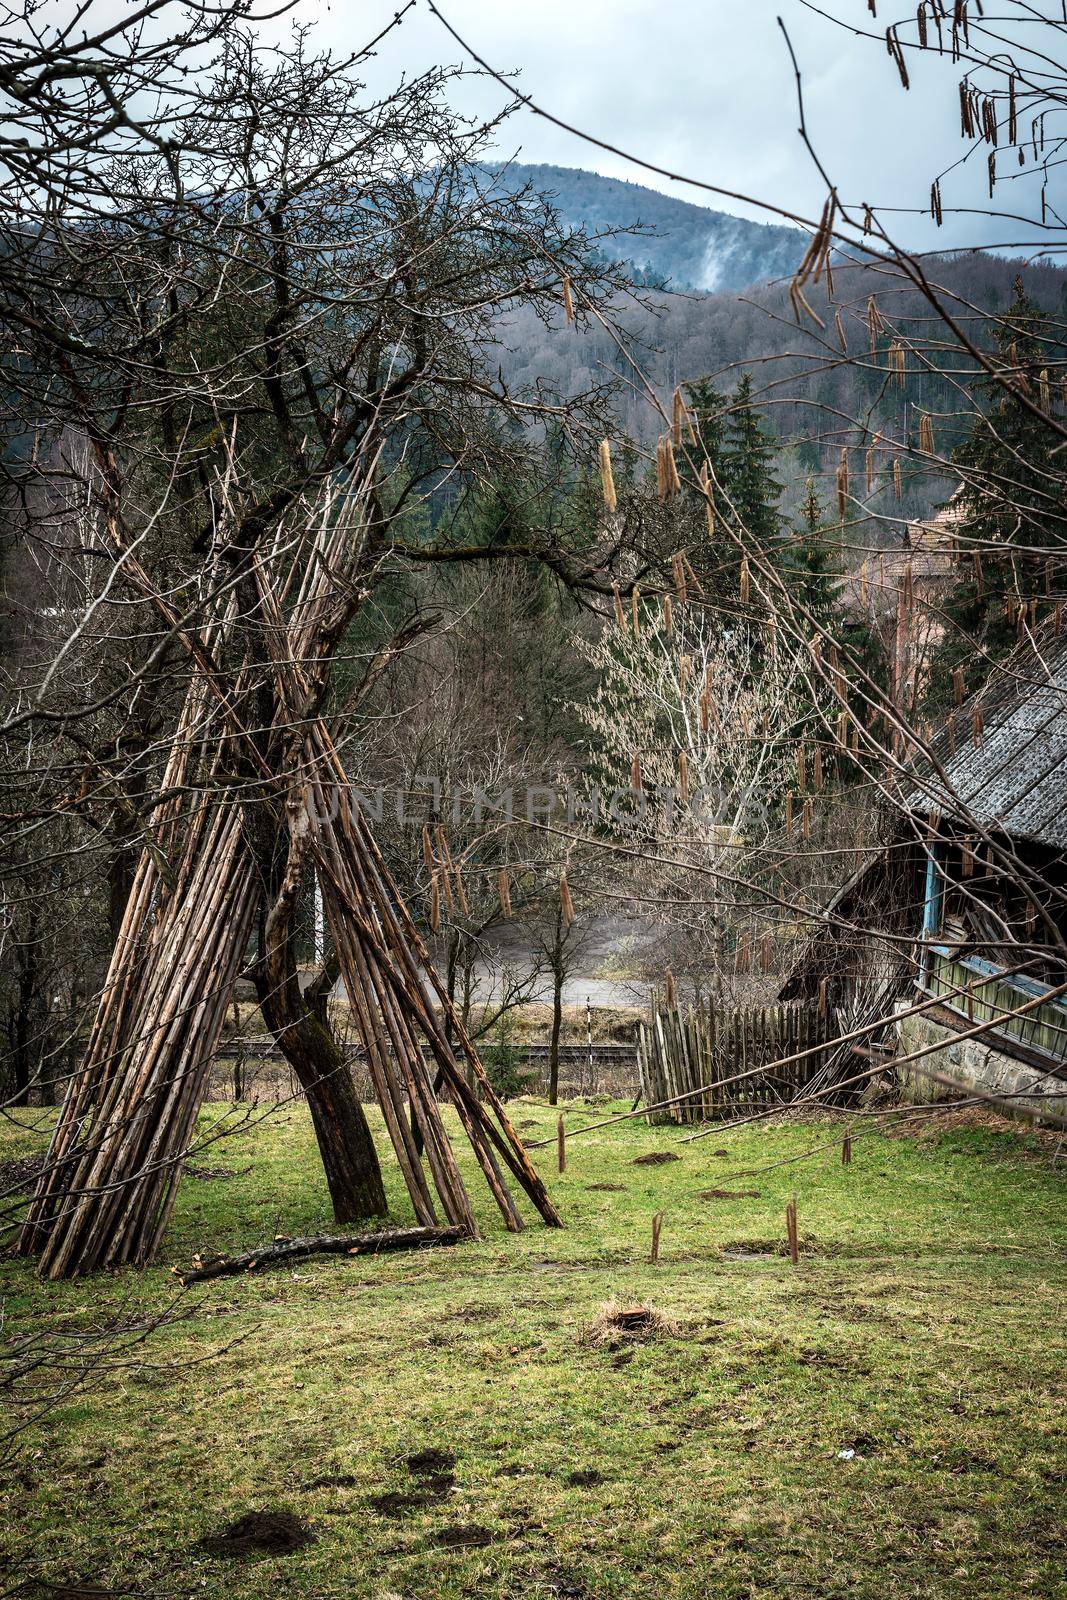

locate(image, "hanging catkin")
[[599, 439, 617, 512], [836, 448, 849, 517], [740, 555, 750, 604], [682, 552, 705, 598], [919, 412, 935, 454], [613, 583, 627, 630], [672, 551, 688, 603], [497, 868, 512, 919], [632, 583, 641, 634], [665, 969, 676, 1007], [952, 667, 965, 705], [802, 798, 814, 839], [700, 460, 715, 539], [893, 457, 903, 500], [435, 824, 457, 913], [429, 871, 441, 933], [796, 743, 808, 792], [664, 436, 681, 496], [835, 309, 848, 352], [631, 753, 643, 795], [1039, 369, 1051, 412], [663, 593, 674, 635], [678, 749, 690, 804], [562, 275, 575, 324], [422, 823, 435, 873], [656, 438, 667, 501], [559, 869, 575, 927], [972, 706, 984, 745], [672, 386, 684, 448], [813, 745, 824, 792]]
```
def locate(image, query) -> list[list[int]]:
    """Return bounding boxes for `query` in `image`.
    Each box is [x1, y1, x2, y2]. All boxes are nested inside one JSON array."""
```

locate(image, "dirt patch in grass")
[[406, 1447, 455, 1476], [305, 1472, 359, 1490], [632, 1151, 680, 1166], [198, 1509, 314, 1558], [0, 1152, 44, 1191], [587, 1299, 677, 1349], [370, 1486, 449, 1516], [564, 1468, 605, 1487], [698, 1188, 761, 1200], [585, 1182, 626, 1192], [432, 1523, 495, 1548]]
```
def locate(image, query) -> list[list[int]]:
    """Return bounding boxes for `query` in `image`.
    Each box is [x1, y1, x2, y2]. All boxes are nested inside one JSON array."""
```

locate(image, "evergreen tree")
[[681, 373, 783, 606], [722, 373, 783, 553], [778, 478, 843, 631]]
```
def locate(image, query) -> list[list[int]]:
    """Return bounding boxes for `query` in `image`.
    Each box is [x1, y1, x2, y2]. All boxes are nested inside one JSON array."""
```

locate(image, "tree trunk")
[[255, 963, 387, 1223], [252, 856, 387, 1224]]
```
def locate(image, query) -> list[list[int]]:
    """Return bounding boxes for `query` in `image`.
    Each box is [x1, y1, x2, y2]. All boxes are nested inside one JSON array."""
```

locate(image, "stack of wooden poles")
[[19, 481, 559, 1278]]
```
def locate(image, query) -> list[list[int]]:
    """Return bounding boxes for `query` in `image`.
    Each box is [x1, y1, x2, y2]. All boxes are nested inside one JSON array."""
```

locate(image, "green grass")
[[2, 1099, 1065, 1599]]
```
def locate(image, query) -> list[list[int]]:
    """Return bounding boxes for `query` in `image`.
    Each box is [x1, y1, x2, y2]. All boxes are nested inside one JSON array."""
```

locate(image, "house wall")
[[894, 1004, 1067, 1122]]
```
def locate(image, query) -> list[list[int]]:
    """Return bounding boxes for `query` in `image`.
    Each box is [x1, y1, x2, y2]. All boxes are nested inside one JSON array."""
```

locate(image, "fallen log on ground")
[[176, 1224, 468, 1285]]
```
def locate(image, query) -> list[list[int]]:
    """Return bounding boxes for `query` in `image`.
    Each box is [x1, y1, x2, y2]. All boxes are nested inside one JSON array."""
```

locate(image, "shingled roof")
[[904, 636, 1067, 851]]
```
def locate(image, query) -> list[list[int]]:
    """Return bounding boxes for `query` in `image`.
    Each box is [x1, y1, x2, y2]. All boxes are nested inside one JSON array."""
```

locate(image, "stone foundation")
[[895, 1004, 1067, 1122]]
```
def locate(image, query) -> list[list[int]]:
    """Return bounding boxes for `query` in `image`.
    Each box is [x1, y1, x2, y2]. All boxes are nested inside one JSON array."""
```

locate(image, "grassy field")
[[2, 1098, 1065, 1599]]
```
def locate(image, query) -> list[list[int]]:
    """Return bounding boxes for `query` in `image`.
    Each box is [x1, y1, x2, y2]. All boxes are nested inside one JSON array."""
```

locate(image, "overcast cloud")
[[285, 0, 1048, 254]]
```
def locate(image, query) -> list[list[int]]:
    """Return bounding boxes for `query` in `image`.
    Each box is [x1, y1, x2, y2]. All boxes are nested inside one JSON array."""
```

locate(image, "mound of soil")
[[370, 1489, 444, 1517], [433, 1524, 495, 1548], [198, 1509, 313, 1558], [632, 1151, 680, 1166], [406, 1447, 455, 1477], [564, 1468, 605, 1487], [588, 1300, 677, 1349]]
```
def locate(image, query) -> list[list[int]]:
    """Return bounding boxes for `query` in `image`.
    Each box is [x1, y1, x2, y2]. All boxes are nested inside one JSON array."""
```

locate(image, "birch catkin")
[[836, 447, 849, 517], [600, 439, 617, 512]]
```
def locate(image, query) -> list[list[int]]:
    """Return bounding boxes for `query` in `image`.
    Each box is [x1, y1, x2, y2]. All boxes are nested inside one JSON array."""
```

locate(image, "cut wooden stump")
[[175, 1224, 467, 1284]]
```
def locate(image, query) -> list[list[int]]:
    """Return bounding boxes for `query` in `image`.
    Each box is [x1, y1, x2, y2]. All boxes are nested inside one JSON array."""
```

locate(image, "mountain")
[[487, 163, 807, 291]]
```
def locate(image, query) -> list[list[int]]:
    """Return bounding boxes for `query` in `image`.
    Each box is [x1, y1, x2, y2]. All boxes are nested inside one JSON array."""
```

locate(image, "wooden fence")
[[636, 1000, 839, 1123]]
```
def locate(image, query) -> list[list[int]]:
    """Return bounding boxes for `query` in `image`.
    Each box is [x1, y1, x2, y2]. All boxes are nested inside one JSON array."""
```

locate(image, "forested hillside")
[[484, 163, 806, 290], [500, 249, 1067, 524]]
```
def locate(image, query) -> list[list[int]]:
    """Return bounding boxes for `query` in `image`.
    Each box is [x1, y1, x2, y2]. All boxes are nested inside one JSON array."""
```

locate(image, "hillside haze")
[[488, 163, 806, 291]]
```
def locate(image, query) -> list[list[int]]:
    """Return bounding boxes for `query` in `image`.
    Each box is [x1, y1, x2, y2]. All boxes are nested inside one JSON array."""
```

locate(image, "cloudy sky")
[[287, 0, 1034, 253]]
